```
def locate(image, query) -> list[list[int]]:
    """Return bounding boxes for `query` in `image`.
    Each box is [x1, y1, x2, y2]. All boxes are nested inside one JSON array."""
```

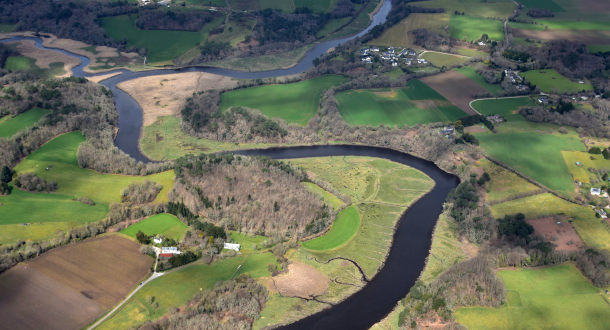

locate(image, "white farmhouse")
[[224, 243, 241, 251]]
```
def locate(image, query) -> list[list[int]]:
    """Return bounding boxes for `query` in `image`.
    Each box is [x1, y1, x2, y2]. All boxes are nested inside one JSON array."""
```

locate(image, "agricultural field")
[[470, 96, 536, 121], [294, 0, 338, 13], [521, 69, 593, 94], [302, 182, 345, 210], [456, 66, 504, 96], [100, 14, 223, 63], [3, 55, 38, 71], [98, 253, 277, 330], [562, 151, 610, 185], [372, 13, 448, 47], [14, 132, 175, 205], [220, 75, 347, 125], [302, 206, 360, 251], [450, 15, 504, 42], [479, 158, 542, 205], [121, 213, 189, 242], [0, 108, 49, 138], [455, 264, 610, 329], [420, 52, 470, 67], [491, 193, 610, 252], [335, 79, 467, 127], [420, 70, 489, 113], [0, 235, 152, 330], [474, 129, 585, 195], [227, 231, 267, 253]]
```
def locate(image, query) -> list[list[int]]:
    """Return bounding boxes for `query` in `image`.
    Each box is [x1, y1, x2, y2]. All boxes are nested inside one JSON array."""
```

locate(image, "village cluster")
[[360, 46, 428, 67]]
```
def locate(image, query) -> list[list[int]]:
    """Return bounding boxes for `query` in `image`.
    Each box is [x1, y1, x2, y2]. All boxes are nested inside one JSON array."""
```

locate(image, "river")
[[0, 2, 461, 328]]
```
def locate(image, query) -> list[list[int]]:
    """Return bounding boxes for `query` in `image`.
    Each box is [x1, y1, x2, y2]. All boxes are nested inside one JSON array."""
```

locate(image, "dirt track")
[[420, 71, 484, 114], [0, 235, 152, 330]]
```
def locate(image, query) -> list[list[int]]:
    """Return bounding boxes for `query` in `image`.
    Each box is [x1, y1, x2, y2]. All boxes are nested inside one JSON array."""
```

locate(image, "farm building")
[[591, 188, 601, 196], [160, 246, 180, 258], [224, 243, 241, 251], [153, 236, 162, 244]]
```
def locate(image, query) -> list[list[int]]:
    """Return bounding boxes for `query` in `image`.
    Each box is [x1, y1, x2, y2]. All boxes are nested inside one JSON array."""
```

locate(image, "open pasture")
[[302, 206, 360, 251], [421, 70, 488, 114], [562, 151, 610, 185], [456, 66, 504, 96], [371, 13, 449, 47], [450, 15, 504, 42], [14, 132, 175, 205], [521, 69, 593, 94], [0, 235, 152, 330], [479, 158, 542, 205], [220, 75, 347, 125], [303, 182, 345, 210], [335, 79, 467, 126], [3, 55, 38, 71], [121, 213, 188, 242], [455, 264, 610, 329], [416, 0, 515, 19], [98, 253, 277, 330], [470, 97, 535, 121], [474, 130, 584, 195], [0, 108, 48, 138]]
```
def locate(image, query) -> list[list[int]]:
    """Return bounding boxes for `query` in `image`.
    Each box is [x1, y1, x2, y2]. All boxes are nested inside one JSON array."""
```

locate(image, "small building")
[[153, 236, 163, 244], [160, 246, 181, 258], [224, 243, 241, 251], [591, 188, 601, 196], [575, 161, 582, 166], [537, 96, 549, 104]]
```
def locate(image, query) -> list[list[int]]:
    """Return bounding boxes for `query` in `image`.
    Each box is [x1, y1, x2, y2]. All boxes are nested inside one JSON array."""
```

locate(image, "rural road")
[[468, 95, 533, 114]]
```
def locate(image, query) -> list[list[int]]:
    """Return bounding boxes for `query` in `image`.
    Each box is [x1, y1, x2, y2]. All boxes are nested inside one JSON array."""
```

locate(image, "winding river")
[[0, 2, 461, 328]]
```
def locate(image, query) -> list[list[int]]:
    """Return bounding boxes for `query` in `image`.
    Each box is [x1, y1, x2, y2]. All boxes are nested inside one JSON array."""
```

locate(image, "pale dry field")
[[269, 262, 329, 298]]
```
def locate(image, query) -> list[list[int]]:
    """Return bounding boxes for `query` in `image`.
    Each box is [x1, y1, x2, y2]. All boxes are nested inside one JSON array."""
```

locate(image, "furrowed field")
[[0, 108, 49, 138], [220, 75, 347, 125], [335, 79, 467, 126], [455, 264, 610, 329], [121, 213, 188, 241]]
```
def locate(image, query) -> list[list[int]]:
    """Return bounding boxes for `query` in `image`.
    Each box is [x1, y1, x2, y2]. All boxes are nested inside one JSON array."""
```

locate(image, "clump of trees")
[[526, 8, 554, 18], [121, 180, 162, 204], [0, 166, 13, 195], [171, 153, 334, 237], [14, 173, 57, 192], [447, 174, 495, 243]]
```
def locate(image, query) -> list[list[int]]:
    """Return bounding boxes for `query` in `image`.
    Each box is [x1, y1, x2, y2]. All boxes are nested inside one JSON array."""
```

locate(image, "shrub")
[[121, 180, 162, 204], [14, 173, 57, 192]]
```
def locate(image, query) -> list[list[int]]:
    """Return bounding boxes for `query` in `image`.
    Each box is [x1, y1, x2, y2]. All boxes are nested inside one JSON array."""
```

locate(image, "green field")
[[302, 206, 360, 251], [220, 75, 347, 125], [450, 15, 504, 41], [518, 0, 564, 11], [98, 253, 277, 330], [336, 79, 467, 126], [420, 52, 471, 67], [303, 182, 345, 210], [479, 158, 541, 204], [121, 213, 188, 241], [562, 151, 610, 185], [3, 56, 38, 71], [0, 108, 49, 138], [227, 231, 267, 253], [491, 193, 610, 252], [0, 222, 73, 245], [14, 132, 175, 205], [521, 69, 593, 94], [471, 97, 536, 121], [100, 15, 222, 63], [456, 67, 504, 96], [455, 264, 609, 329], [474, 130, 584, 194], [418, 0, 516, 19]]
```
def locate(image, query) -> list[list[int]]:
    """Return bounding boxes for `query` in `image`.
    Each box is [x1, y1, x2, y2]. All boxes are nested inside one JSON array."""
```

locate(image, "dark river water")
[[0, 2, 462, 328]]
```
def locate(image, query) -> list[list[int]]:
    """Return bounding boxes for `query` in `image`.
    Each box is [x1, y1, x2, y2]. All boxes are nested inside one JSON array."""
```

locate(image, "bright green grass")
[[420, 52, 470, 67], [417, 0, 516, 19], [227, 231, 267, 253], [3, 56, 38, 71], [0, 187, 108, 225], [479, 158, 541, 204], [220, 75, 347, 125], [521, 69, 593, 94], [518, 0, 564, 11], [471, 97, 536, 121], [98, 253, 277, 330], [455, 264, 609, 329], [303, 182, 345, 210], [450, 15, 504, 41], [456, 67, 504, 96], [121, 213, 188, 241], [100, 15, 221, 63], [0, 108, 48, 138], [140, 116, 273, 160], [14, 132, 175, 204], [336, 80, 467, 127], [491, 193, 610, 252], [302, 206, 360, 251], [562, 151, 610, 185], [259, 0, 294, 12], [0, 222, 72, 245], [474, 130, 584, 194]]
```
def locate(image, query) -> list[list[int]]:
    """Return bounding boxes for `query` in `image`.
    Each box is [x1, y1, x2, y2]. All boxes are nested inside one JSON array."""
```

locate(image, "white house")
[[153, 236, 163, 244], [591, 188, 601, 196], [161, 247, 181, 255], [224, 243, 241, 251]]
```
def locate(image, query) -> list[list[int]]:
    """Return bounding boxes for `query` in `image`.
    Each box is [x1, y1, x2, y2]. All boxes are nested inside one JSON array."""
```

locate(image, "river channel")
[[0, 2, 461, 328]]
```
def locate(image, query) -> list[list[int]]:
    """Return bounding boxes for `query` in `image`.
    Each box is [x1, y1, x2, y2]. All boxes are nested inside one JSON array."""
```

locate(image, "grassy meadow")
[[227, 231, 267, 253], [0, 108, 48, 138], [14, 132, 175, 205], [455, 264, 610, 329], [450, 15, 504, 41], [121, 214, 189, 241], [456, 67, 504, 96], [479, 158, 542, 204], [220, 75, 347, 125], [302, 206, 360, 251], [101, 14, 222, 63], [562, 151, 610, 185], [470, 97, 535, 121], [302, 182, 345, 210], [335, 79, 467, 127], [420, 52, 471, 67], [4, 56, 38, 71], [521, 69, 593, 94]]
